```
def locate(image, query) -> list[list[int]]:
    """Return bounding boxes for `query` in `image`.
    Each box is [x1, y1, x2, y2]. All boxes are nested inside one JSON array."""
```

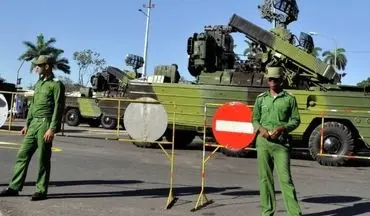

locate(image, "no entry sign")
[[212, 102, 256, 150]]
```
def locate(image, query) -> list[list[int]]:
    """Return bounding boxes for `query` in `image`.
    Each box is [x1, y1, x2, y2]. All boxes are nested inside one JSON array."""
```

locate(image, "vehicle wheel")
[[87, 119, 101, 127], [165, 130, 196, 149], [65, 109, 80, 126], [308, 121, 355, 166], [101, 115, 117, 129]]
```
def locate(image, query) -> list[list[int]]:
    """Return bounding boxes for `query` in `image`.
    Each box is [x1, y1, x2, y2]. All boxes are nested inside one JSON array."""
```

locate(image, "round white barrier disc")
[[0, 94, 9, 128], [124, 97, 168, 142]]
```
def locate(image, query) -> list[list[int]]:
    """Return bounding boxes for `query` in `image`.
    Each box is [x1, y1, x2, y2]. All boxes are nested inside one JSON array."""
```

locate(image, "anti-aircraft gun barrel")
[[228, 13, 341, 85]]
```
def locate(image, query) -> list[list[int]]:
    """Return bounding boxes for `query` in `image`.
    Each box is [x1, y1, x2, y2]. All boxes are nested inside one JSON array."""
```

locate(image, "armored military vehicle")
[[22, 86, 102, 128], [63, 87, 102, 128], [93, 0, 370, 166], [90, 54, 145, 130]]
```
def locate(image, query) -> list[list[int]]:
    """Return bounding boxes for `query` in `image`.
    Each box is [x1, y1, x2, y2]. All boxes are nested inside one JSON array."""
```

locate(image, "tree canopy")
[[357, 77, 370, 87], [18, 33, 70, 74], [73, 49, 106, 85]]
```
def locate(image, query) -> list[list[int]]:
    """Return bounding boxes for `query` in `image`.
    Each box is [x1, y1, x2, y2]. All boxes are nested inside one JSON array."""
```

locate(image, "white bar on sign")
[[215, 120, 254, 134]]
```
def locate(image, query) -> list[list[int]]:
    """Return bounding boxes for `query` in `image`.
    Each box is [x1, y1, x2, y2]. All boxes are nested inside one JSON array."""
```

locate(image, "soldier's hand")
[[44, 129, 55, 143], [20, 127, 27, 136], [259, 127, 270, 138], [270, 126, 285, 139]]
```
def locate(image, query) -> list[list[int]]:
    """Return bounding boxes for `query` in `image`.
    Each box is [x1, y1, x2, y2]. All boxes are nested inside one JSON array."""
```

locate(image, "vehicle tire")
[[101, 115, 117, 129], [65, 108, 80, 126], [308, 121, 355, 166], [165, 130, 196, 149]]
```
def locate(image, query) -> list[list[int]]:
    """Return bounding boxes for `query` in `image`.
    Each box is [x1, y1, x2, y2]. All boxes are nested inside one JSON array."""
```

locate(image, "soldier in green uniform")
[[0, 55, 65, 201], [252, 67, 302, 216]]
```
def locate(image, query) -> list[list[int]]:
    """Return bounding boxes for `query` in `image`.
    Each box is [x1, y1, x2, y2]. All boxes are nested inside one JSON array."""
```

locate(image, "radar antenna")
[[125, 54, 144, 73], [258, 0, 299, 27]]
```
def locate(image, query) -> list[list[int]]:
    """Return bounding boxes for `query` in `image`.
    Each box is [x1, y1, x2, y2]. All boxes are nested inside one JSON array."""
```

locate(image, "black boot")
[[31, 192, 47, 201], [0, 188, 19, 196]]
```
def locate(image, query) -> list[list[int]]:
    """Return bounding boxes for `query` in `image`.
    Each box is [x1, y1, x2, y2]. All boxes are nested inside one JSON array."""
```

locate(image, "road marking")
[[0, 141, 62, 152], [215, 120, 254, 134]]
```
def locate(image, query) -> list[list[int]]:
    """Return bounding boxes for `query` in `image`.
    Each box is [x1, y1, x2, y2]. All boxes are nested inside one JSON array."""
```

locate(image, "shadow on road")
[[302, 195, 362, 204], [0, 125, 23, 131], [46, 186, 242, 199], [304, 202, 370, 216], [220, 190, 280, 197], [301, 195, 370, 216], [0, 180, 143, 187]]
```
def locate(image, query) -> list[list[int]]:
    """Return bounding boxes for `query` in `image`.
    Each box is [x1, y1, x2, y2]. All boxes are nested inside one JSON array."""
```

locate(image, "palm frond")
[[337, 48, 346, 53], [20, 33, 70, 74], [22, 41, 37, 51], [45, 37, 57, 47], [56, 63, 71, 74], [36, 34, 45, 49], [322, 51, 332, 57]]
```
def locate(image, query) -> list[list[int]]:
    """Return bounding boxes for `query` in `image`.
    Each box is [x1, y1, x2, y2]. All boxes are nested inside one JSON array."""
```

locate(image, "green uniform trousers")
[[8, 118, 53, 195], [256, 135, 302, 216]]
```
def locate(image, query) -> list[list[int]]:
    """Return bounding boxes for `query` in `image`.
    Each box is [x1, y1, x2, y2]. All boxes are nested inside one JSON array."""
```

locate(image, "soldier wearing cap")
[[252, 67, 302, 215], [0, 55, 65, 201]]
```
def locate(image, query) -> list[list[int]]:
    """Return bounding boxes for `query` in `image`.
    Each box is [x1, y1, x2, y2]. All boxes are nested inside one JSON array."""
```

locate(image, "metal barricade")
[[97, 97, 179, 209], [192, 102, 256, 211], [0, 90, 28, 134]]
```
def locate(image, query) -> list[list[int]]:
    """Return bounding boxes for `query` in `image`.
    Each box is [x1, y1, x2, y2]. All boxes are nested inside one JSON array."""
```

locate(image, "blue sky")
[[1, 0, 370, 89]]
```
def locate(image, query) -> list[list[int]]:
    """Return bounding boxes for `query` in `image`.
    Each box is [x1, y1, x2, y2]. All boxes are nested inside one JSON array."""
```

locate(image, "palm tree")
[[311, 47, 322, 58], [48, 49, 71, 74], [18, 33, 70, 74], [322, 48, 347, 71]]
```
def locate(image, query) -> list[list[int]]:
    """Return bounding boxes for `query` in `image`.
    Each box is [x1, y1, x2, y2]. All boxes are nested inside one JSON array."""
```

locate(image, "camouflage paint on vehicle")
[[65, 97, 100, 118], [93, 0, 370, 166], [122, 82, 370, 142]]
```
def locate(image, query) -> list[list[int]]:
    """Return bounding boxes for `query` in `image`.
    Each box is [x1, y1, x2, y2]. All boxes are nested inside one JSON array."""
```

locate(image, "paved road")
[[1, 128, 370, 215], [1, 119, 124, 139]]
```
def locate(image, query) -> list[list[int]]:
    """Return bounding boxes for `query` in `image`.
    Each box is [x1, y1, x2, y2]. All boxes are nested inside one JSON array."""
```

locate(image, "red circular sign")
[[212, 102, 256, 151]]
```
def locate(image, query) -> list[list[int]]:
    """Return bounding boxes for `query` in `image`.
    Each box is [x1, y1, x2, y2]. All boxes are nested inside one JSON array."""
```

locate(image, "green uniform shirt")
[[26, 73, 65, 132], [252, 90, 300, 134]]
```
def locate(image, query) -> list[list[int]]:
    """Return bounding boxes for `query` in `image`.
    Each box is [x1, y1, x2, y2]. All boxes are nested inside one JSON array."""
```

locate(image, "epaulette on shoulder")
[[286, 91, 295, 97], [257, 91, 267, 98], [53, 78, 59, 82]]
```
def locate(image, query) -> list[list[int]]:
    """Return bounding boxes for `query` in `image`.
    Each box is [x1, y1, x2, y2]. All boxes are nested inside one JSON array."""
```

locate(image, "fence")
[[96, 97, 179, 209], [192, 102, 257, 211], [2, 90, 370, 210], [0, 92, 179, 209], [0, 90, 27, 134]]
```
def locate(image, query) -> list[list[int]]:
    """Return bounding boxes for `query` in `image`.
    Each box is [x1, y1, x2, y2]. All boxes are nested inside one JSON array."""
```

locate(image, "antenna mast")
[[140, 0, 155, 80]]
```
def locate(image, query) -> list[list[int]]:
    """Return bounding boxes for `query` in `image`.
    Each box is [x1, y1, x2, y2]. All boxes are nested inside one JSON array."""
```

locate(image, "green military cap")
[[265, 66, 283, 78], [32, 55, 50, 65]]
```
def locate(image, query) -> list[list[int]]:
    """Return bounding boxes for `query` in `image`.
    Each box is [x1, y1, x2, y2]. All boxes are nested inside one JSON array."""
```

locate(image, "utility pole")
[[139, 0, 154, 80], [271, 0, 276, 28], [15, 60, 25, 87], [308, 32, 338, 69]]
